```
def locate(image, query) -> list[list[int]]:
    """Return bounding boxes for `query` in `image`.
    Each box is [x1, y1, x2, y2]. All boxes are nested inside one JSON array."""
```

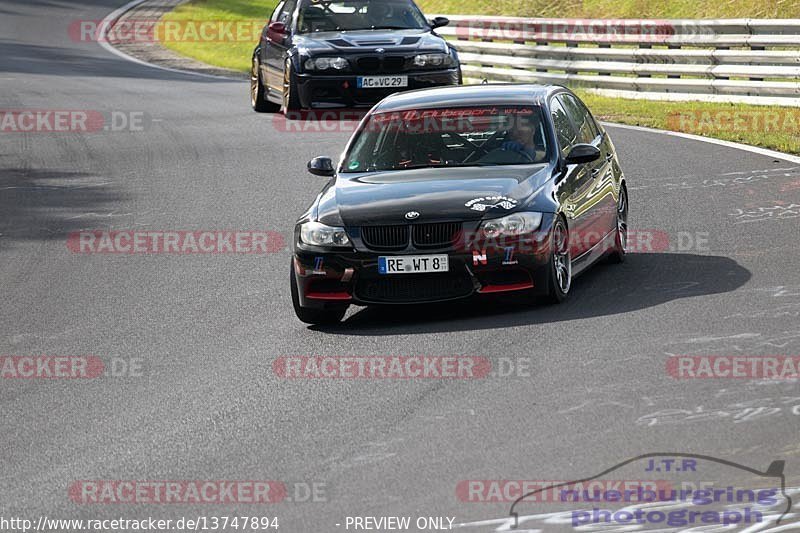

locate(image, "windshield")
[[341, 106, 551, 173], [297, 0, 428, 33]]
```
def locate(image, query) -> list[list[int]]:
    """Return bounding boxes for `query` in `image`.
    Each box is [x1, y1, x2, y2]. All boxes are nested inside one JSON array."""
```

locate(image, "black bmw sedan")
[[291, 84, 628, 324], [251, 0, 461, 112]]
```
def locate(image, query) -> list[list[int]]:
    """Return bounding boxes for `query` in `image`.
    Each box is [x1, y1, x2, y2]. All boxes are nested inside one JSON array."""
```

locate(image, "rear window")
[[342, 106, 551, 173]]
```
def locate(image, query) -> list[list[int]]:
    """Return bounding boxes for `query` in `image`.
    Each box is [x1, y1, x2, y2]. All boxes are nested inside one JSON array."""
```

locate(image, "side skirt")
[[571, 230, 616, 278]]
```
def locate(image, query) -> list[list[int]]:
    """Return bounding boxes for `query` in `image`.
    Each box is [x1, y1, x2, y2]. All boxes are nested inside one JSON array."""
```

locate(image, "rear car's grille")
[[412, 222, 461, 249], [355, 273, 473, 303], [356, 57, 381, 72], [382, 56, 405, 72], [355, 56, 407, 73], [361, 225, 408, 250]]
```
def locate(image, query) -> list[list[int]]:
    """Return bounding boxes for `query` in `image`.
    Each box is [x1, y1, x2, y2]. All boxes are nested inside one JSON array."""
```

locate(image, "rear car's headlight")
[[304, 57, 349, 71], [300, 221, 351, 247], [480, 212, 542, 238], [413, 53, 454, 68]]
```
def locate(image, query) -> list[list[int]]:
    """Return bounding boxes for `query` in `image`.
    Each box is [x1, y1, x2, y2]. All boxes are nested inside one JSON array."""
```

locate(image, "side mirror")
[[267, 21, 287, 41], [430, 16, 450, 29], [565, 143, 601, 165], [307, 156, 335, 177]]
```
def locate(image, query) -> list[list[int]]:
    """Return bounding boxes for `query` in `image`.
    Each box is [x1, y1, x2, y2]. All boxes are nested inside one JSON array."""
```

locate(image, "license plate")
[[378, 255, 448, 274], [357, 75, 408, 89]]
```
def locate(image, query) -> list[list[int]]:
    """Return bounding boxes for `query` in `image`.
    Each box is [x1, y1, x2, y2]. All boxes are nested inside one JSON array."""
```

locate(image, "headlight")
[[413, 53, 453, 68], [304, 56, 349, 71], [480, 212, 542, 238], [300, 221, 351, 247]]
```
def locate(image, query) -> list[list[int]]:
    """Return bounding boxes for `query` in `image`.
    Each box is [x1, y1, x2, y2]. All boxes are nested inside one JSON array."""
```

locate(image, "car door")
[[264, 0, 296, 93], [559, 93, 618, 246], [259, 1, 284, 85], [550, 96, 594, 258]]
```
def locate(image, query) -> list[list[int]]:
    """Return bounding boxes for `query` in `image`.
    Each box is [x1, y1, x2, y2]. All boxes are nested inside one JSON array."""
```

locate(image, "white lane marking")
[[681, 333, 761, 344], [603, 122, 800, 165], [97, 0, 242, 81]]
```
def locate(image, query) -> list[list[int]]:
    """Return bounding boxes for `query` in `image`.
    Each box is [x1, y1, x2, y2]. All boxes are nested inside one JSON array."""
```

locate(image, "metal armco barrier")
[[436, 15, 800, 104]]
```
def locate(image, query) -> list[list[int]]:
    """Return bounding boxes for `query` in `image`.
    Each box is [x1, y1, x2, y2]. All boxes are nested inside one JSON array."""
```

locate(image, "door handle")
[[605, 153, 614, 161], [591, 168, 601, 177]]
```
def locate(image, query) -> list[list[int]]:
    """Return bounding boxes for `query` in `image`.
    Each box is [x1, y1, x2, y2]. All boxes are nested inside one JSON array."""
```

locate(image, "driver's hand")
[[501, 141, 525, 153]]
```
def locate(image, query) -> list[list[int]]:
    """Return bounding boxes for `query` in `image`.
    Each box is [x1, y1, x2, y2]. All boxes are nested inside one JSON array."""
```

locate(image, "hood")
[[294, 29, 449, 54], [316, 165, 551, 226]]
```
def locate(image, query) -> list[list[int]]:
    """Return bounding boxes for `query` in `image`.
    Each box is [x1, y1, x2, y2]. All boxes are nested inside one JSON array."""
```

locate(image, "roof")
[[372, 84, 565, 113]]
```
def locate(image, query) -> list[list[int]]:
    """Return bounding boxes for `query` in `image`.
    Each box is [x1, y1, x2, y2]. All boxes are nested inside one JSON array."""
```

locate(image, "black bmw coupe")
[[251, 0, 460, 112], [291, 84, 628, 324]]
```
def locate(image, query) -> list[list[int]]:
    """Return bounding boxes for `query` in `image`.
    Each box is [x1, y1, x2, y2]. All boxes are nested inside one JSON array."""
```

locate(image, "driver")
[[366, 2, 393, 27], [500, 117, 538, 160]]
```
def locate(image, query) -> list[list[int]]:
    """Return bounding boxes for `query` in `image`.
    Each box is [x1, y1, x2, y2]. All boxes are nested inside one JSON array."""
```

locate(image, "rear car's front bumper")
[[292, 217, 556, 309], [295, 68, 460, 109]]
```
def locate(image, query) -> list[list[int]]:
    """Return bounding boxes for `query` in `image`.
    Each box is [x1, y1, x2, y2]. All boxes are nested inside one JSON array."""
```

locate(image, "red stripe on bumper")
[[478, 281, 534, 294], [305, 291, 352, 301]]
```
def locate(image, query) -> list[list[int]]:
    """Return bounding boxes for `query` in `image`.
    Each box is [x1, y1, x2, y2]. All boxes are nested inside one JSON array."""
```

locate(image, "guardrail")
[[435, 15, 800, 105]]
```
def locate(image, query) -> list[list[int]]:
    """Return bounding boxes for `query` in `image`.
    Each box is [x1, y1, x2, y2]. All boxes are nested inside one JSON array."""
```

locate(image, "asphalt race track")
[[2, 1, 800, 532]]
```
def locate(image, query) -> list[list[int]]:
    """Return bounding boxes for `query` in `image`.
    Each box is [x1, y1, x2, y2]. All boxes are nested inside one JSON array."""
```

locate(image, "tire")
[[608, 185, 628, 264], [545, 217, 572, 304], [282, 59, 301, 113], [251, 55, 279, 113], [290, 263, 347, 325]]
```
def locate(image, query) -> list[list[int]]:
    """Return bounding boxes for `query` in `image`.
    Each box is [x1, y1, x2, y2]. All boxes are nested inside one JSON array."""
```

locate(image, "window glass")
[[297, 0, 427, 33], [270, 1, 286, 22], [276, 0, 297, 25], [559, 94, 599, 144], [550, 98, 578, 156], [342, 106, 551, 172]]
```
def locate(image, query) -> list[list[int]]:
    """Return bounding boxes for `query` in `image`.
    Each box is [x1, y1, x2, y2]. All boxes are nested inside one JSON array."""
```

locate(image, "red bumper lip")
[[477, 281, 534, 294], [305, 291, 352, 301], [306, 280, 535, 300]]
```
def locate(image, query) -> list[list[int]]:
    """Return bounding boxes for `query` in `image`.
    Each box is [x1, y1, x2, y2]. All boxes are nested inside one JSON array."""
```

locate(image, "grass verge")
[[160, 0, 279, 73], [576, 91, 800, 155], [416, 0, 800, 19]]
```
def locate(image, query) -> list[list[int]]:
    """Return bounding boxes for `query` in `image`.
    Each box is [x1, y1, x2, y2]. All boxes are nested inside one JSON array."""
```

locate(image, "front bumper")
[[294, 68, 460, 109], [292, 217, 556, 309]]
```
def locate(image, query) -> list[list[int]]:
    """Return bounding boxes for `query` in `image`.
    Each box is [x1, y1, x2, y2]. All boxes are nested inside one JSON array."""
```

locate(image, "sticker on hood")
[[465, 196, 518, 212]]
